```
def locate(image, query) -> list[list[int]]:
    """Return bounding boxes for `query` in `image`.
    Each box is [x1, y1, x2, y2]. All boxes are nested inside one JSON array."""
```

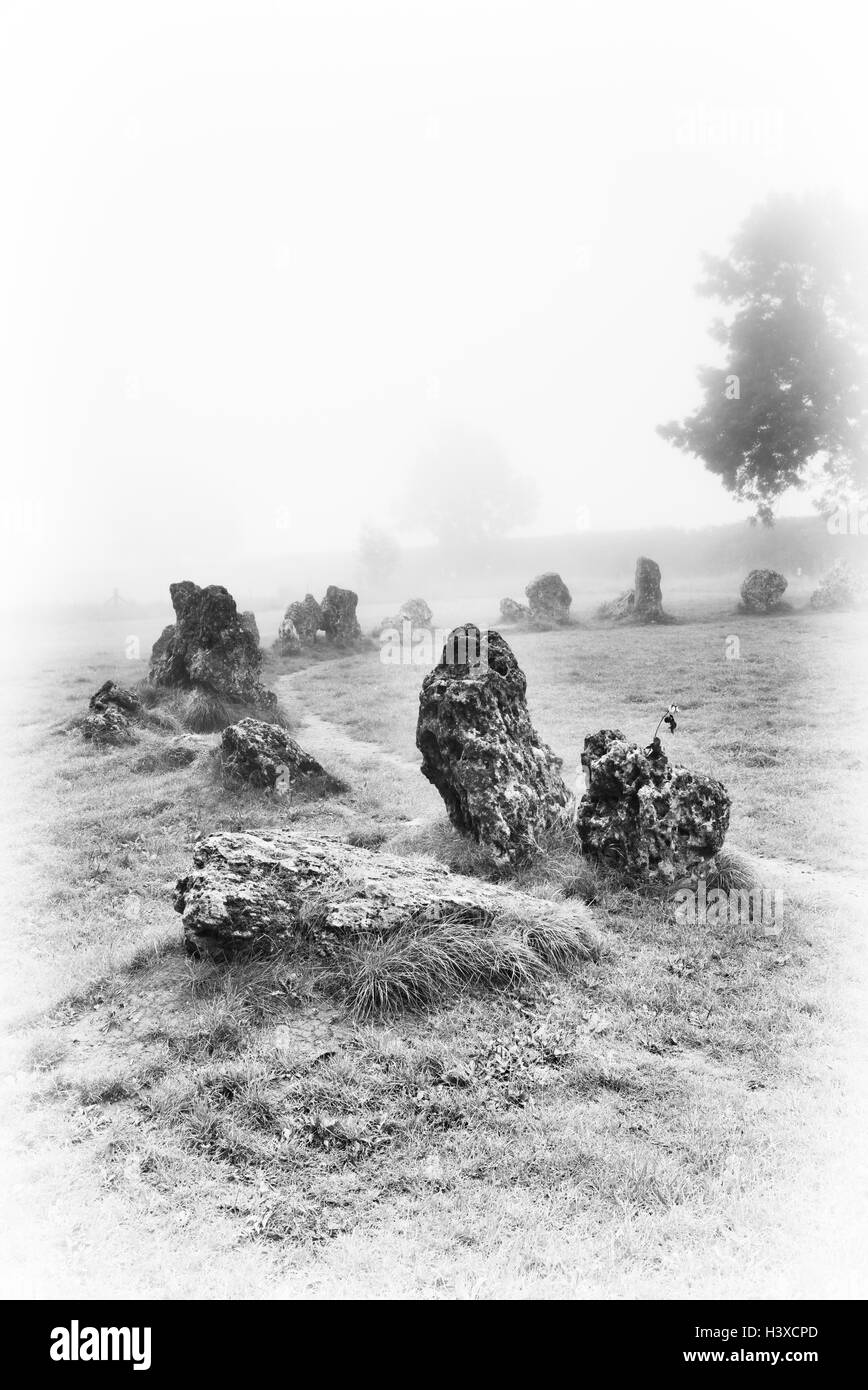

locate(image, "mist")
[[1, 0, 866, 609]]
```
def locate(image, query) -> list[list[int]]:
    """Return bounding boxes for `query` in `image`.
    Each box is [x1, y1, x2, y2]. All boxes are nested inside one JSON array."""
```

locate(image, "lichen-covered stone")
[[81, 680, 142, 745], [810, 561, 864, 611], [524, 572, 571, 627], [281, 595, 323, 646], [499, 597, 530, 624], [174, 829, 601, 959], [416, 625, 569, 863], [740, 569, 788, 613], [82, 703, 137, 746], [148, 581, 276, 708], [220, 717, 334, 796], [89, 680, 142, 716], [576, 729, 730, 884], [320, 585, 361, 644]]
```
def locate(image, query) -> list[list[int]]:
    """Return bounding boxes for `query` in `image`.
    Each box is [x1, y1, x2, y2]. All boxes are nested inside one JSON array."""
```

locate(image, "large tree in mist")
[[401, 424, 538, 549], [658, 193, 868, 524]]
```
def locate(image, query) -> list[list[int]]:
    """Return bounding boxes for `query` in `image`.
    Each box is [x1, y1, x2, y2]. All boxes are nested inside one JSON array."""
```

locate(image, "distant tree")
[[658, 193, 868, 524], [358, 521, 400, 585], [401, 424, 538, 548]]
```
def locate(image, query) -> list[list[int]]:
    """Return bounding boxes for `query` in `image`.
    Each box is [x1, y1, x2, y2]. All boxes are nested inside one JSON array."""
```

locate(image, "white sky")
[[1, 0, 866, 601]]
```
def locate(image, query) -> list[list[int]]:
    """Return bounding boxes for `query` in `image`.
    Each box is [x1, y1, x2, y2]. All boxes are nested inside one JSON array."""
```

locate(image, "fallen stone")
[[525, 572, 572, 627], [220, 717, 336, 796], [174, 829, 601, 959], [740, 569, 788, 613], [576, 728, 730, 884], [320, 585, 362, 644], [416, 625, 569, 863], [148, 581, 276, 708]]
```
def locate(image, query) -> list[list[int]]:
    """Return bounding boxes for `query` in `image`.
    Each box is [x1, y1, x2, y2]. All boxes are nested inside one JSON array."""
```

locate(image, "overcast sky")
[[1, 0, 866, 603]]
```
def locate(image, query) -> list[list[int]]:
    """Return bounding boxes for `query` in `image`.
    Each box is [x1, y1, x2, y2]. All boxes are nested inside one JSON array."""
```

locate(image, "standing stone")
[[810, 561, 864, 611], [740, 569, 788, 613], [576, 729, 730, 884], [275, 613, 302, 656], [374, 597, 432, 636], [525, 572, 572, 627], [320, 585, 361, 643], [499, 597, 530, 624], [633, 557, 672, 623], [148, 581, 276, 708], [240, 611, 260, 644], [416, 625, 569, 863], [282, 594, 323, 646]]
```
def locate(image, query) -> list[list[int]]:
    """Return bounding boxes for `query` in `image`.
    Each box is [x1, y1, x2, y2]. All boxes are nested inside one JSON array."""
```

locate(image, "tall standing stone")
[[148, 581, 276, 708], [320, 585, 362, 644], [416, 625, 569, 863], [633, 557, 672, 623]]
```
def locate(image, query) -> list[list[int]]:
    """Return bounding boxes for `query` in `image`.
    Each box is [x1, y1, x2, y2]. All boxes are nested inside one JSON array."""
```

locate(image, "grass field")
[[1, 585, 867, 1298]]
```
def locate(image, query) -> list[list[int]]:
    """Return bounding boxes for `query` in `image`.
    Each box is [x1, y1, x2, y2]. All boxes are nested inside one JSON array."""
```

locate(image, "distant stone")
[[810, 560, 864, 611], [525, 572, 572, 628], [174, 828, 601, 960], [320, 585, 361, 644], [240, 610, 260, 644], [374, 597, 433, 636], [220, 717, 336, 796], [82, 704, 137, 747], [281, 595, 323, 647], [576, 728, 730, 884], [274, 613, 302, 656], [499, 597, 530, 624], [416, 625, 569, 863], [740, 569, 788, 613], [633, 556, 672, 623], [148, 581, 276, 708]]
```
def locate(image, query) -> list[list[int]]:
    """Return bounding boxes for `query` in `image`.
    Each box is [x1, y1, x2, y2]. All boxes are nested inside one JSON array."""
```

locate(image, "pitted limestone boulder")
[[576, 728, 730, 884], [416, 625, 569, 863]]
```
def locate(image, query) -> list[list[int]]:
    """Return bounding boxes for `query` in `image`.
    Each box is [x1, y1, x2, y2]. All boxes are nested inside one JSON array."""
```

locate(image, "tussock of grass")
[[136, 682, 293, 735], [706, 846, 763, 894], [321, 910, 593, 1020], [346, 826, 388, 850]]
